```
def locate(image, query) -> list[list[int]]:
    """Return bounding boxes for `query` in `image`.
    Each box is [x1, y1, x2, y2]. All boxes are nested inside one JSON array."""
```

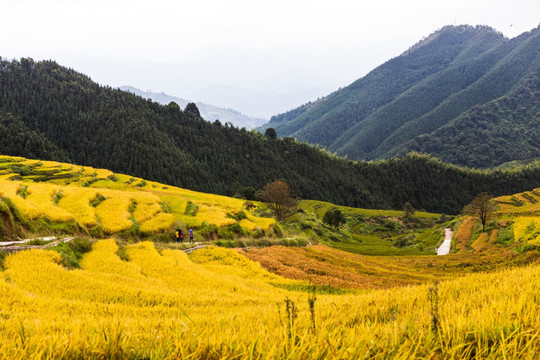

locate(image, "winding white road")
[[436, 228, 453, 255]]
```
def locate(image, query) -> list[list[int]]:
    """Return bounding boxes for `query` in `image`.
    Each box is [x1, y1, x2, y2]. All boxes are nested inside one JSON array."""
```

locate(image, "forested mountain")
[[267, 25, 540, 168], [120, 86, 267, 130], [2, 57, 540, 214]]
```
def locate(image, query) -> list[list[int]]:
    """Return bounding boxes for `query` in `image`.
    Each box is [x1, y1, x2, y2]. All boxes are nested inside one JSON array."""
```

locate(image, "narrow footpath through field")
[[437, 228, 452, 255], [0, 236, 74, 253], [1, 236, 207, 254]]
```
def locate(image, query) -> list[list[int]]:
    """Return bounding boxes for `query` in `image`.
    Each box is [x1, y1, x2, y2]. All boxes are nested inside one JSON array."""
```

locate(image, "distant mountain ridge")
[[187, 84, 330, 120], [267, 25, 540, 168], [120, 86, 266, 129]]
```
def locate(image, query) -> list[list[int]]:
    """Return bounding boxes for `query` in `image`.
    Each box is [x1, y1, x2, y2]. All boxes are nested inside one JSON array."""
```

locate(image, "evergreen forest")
[[2, 57, 540, 214], [268, 25, 540, 168]]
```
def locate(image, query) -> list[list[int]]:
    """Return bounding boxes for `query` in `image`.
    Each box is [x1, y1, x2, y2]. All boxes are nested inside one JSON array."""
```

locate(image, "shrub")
[[51, 238, 93, 269], [68, 237, 93, 254], [218, 223, 247, 240], [52, 190, 64, 205], [226, 210, 248, 221], [199, 222, 218, 240], [272, 222, 283, 237], [323, 209, 346, 229], [88, 224, 105, 238], [184, 201, 199, 216], [0, 250, 7, 270], [90, 193, 106, 207], [17, 185, 28, 199]]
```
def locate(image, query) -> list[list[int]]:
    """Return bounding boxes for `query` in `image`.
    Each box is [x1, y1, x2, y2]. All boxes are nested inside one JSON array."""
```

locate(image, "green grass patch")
[[90, 193, 106, 207], [115, 239, 130, 262], [23, 238, 56, 246], [52, 190, 64, 205], [50, 238, 93, 269], [184, 201, 199, 217], [0, 251, 7, 271], [215, 237, 310, 249], [32, 218, 80, 235], [496, 223, 514, 246], [325, 234, 428, 256], [17, 185, 28, 199]]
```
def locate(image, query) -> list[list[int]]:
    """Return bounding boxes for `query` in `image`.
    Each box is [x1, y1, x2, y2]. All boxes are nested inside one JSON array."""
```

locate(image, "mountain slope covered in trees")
[[2, 56, 540, 214], [267, 25, 540, 168]]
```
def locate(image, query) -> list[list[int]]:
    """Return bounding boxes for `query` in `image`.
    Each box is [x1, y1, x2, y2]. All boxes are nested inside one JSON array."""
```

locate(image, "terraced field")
[[0, 240, 538, 358], [0, 155, 274, 241], [450, 188, 540, 254]]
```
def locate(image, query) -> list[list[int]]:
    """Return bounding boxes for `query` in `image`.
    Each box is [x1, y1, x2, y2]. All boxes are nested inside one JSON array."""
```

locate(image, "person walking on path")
[[176, 229, 184, 243], [188, 228, 194, 243]]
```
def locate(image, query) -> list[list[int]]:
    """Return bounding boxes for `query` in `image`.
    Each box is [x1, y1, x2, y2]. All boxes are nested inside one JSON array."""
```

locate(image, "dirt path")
[[0, 236, 75, 253], [182, 244, 206, 253], [1, 237, 206, 254], [436, 228, 452, 255]]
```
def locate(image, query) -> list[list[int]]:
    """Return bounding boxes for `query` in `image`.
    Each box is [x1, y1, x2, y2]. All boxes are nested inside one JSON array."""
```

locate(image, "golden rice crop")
[[23, 183, 74, 222], [495, 189, 540, 214], [132, 193, 163, 223], [0, 180, 74, 221], [246, 211, 275, 230], [160, 195, 187, 215], [56, 187, 98, 227], [196, 204, 236, 228], [513, 216, 540, 246], [0, 157, 277, 235], [0, 241, 537, 359], [454, 217, 476, 252], [139, 213, 176, 234], [92, 168, 114, 179], [94, 192, 133, 233], [238, 218, 258, 230], [471, 232, 489, 253], [0, 180, 42, 218]]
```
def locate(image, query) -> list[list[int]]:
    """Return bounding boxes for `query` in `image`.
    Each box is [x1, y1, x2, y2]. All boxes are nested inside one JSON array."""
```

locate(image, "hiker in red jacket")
[[175, 229, 184, 243]]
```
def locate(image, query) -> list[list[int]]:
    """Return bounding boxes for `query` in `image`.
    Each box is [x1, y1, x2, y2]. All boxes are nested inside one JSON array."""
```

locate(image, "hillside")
[[2, 155, 540, 261], [0, 155, 278, 244], [404, 72, 540, 167], [3, 58, 540, 214], [0, 155, 445, 257], [242, 187, 540, 289], [268, 25, 540, 168], [120, 86, 267, 129]]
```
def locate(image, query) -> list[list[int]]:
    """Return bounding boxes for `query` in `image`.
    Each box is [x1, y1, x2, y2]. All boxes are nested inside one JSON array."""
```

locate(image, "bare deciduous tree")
[[463, 192, 496, 232]]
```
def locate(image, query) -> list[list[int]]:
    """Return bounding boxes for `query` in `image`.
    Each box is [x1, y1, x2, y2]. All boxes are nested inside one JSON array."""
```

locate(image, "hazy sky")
[[2, 0, 539, 101]]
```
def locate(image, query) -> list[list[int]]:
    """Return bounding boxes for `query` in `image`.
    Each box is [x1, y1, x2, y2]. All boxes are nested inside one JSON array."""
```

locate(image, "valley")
[[0, 155, 538, 358], [1, 22, 539, 359]]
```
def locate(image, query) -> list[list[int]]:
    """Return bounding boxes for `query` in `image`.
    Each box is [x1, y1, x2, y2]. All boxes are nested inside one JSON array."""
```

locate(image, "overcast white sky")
[[1, 0, 539, 106]]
